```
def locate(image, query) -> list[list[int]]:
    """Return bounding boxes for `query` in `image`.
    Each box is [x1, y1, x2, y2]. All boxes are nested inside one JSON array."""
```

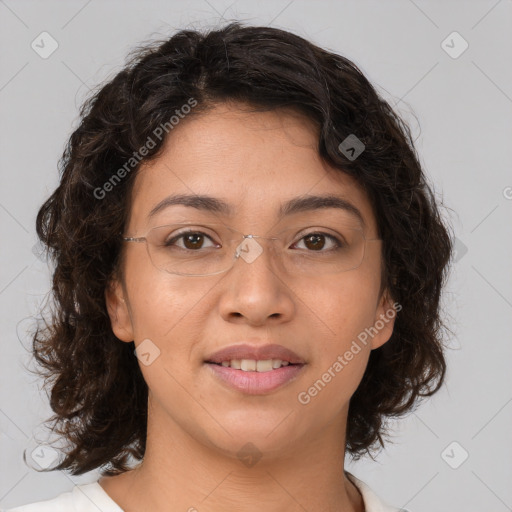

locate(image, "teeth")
[[217, 359, 291, 371], [256, 360, 273, 372], [241, 359, 256, 371]]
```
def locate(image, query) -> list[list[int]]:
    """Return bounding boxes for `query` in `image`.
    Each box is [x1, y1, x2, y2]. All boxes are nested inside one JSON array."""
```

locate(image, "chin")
[[204, 411, 306, 456]]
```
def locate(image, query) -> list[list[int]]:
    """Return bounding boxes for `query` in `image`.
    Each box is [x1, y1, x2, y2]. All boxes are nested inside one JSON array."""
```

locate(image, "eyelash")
[[165, 229, 344, 252]]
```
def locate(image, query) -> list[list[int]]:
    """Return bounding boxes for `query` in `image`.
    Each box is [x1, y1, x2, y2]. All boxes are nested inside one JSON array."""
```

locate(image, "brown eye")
[[166, 231, 217, 250], [182, 233, 206, 249], [293, 232, 341, 252], [304, 234, 326, 250]]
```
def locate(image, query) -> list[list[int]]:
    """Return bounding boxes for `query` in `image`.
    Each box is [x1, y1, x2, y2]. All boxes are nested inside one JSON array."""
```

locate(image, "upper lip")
[[205, 343, 306, 364]]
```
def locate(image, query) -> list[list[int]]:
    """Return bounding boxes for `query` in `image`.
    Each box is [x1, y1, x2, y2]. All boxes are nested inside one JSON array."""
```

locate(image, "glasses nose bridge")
[[230, 230, 282, 270]]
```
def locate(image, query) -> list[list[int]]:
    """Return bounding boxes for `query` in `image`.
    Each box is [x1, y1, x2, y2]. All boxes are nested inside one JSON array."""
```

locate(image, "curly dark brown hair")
[[27, 21, 453, 476]]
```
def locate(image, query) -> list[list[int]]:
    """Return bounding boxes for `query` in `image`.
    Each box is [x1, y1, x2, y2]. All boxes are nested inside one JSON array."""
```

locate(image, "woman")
[[4, 22, 452, 512]]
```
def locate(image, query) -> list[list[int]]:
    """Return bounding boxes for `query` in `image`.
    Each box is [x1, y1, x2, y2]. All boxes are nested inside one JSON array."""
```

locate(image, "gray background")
[[1, 1, 511, 510]]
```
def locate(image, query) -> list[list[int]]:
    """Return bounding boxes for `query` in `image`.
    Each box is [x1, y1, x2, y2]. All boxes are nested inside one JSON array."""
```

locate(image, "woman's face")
[[106, 102, 395, 460]]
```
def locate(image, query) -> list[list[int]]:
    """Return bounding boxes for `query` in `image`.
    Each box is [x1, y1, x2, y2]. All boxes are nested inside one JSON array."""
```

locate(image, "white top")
[[1, 473, 409, 512]]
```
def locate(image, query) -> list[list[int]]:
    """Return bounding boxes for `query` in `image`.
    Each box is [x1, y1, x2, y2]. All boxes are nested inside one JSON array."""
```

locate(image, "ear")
[[370, 289, 399, 350], [104, 276, 134, 343]]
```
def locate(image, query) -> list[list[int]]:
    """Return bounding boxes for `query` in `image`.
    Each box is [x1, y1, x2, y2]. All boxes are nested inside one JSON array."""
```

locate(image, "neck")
[[99, 396, 364, 512]]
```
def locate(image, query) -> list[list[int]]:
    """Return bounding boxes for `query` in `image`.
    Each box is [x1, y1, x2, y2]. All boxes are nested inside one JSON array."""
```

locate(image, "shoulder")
[[1, 489, 74, 512], [347, 472, 411, 512], [2, 476, 407, 512], [1, 482, 123, 512]]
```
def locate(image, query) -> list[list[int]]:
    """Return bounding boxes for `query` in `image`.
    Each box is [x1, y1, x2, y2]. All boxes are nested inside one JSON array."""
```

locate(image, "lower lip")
[[205, 363, 305, 395]]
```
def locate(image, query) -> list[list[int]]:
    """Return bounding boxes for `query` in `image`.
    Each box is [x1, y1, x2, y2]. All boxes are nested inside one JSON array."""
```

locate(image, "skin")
[[101, 102, 396, 512]]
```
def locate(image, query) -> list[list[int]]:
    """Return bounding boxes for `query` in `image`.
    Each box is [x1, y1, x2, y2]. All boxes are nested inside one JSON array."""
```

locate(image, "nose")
[[217, 236, 296, 326]]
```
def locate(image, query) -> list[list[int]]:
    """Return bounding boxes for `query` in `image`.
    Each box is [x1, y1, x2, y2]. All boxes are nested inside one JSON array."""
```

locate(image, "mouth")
[[205, 359, 300, 371], [204, 342, 306, 394]]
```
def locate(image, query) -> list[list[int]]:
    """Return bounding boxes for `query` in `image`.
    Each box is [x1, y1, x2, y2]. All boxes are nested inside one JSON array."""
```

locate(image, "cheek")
[[125, 271, 209, 399], [308, 269, 381, 344], [124, 253, 207, 341], [296, 275, 377, 419]]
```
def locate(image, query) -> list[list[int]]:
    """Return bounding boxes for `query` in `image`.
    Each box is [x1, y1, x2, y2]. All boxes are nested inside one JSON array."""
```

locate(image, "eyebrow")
[[148, 193, 365, 226]]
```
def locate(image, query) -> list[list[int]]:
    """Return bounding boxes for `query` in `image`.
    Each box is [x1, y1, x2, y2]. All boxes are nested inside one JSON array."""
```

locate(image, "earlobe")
[[370, 289, 398, 350], [104, 278, 134, 343]]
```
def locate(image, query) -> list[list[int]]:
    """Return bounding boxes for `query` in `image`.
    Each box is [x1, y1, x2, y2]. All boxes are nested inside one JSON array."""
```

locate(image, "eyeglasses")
[[121, 222, 381, 277]]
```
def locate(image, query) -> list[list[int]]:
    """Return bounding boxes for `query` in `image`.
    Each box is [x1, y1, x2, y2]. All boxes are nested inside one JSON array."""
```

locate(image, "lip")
[[204, 342, 306, 395], [206, 363, 305, 395], [204, 343, 305, 365]]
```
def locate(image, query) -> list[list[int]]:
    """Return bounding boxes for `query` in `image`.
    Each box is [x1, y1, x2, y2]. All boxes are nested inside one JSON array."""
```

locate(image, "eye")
[[165, 230, 219, 251], [291, 231, 343, 252]]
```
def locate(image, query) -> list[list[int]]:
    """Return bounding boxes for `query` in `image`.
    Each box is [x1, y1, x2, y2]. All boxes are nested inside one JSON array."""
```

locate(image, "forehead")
[[128, 103, 377, 233]]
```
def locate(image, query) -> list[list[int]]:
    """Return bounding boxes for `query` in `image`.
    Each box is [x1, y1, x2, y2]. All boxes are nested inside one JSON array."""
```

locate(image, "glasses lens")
[[277, 225, 366, 275], [146, 223, 238, 276], [144, 223, 367, 276]]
